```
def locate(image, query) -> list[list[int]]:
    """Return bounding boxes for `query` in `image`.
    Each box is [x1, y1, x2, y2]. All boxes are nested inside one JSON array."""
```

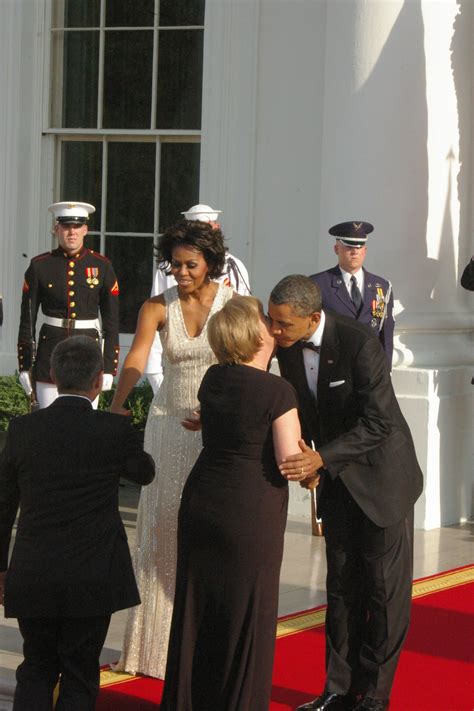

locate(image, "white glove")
[[19, 371, 33, 396], [102, 373, 114, 391], [147, 372, 164, 395]]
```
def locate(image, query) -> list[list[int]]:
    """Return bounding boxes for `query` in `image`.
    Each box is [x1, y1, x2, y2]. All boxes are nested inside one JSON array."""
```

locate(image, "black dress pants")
[[320, 478, 413, 700], [14, 615, 111, 711]]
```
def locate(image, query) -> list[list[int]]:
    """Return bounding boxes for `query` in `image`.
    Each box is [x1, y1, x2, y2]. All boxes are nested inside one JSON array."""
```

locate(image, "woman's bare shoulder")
[[137, 296, 166, 330], [147, 294, 166, 307]]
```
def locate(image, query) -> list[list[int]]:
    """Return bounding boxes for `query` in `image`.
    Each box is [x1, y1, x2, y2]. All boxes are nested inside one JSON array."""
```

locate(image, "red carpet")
[[97, 565, 473, 710]]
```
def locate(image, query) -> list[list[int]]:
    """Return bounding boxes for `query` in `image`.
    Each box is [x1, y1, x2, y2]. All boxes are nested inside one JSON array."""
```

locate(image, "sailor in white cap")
[[145, 204, 251, 393], [17, 201, 120, 408]]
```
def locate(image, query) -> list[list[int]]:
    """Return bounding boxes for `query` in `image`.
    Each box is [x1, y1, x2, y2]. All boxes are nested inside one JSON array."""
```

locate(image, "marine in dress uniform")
[[145, 204, 251, 393], [0, 337, 155, 710], [17, 202, 120, 408], [310, 222, 394, 368]]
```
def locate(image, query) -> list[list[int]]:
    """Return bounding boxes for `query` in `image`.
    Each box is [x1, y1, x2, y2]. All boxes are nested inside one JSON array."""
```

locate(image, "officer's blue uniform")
[[310, 266, 394, 367]]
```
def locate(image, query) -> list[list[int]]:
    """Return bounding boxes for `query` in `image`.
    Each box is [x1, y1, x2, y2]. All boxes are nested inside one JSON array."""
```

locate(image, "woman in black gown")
[[161, 295, 302, 711]]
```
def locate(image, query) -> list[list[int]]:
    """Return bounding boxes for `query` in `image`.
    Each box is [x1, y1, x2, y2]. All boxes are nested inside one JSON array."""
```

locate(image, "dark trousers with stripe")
[[320, 478, 413, 700], [14, 615, 111, 711]]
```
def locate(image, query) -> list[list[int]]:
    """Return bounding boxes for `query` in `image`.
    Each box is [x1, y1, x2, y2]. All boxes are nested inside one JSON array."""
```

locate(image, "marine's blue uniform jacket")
[[310, 266, 394, 368]]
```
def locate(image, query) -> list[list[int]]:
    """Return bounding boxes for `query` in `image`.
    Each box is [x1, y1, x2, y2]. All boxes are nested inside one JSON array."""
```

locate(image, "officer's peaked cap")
[[329, 221, 374, 247], [48, 201, 95, 224]]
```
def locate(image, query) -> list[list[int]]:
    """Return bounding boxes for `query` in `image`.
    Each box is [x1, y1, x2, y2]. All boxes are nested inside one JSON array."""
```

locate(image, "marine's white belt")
[[43, 316, 100, 330]]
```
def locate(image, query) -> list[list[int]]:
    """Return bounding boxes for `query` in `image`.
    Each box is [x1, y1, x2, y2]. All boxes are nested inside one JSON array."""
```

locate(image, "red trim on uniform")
[[86, 249, 112, 263], [32, 251, 52, 262], [22, 280, 29, 293], [110, 280, 119, 295]]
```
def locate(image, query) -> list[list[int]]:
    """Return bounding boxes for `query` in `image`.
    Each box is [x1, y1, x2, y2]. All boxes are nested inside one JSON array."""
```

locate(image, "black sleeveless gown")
[[161, 363, 298, 711]]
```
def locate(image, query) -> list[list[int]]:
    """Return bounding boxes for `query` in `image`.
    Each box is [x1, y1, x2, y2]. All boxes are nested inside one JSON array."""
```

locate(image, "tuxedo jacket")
[[0, 396, 155, 618], [277, 313, 423, 528], [310, 266, 394, 367], [460, 258, 474, 291]]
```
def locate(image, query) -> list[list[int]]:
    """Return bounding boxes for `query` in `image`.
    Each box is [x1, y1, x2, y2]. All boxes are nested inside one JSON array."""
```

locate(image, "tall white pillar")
[[319, 0, 473, 528], [0, 0, 49, 374]]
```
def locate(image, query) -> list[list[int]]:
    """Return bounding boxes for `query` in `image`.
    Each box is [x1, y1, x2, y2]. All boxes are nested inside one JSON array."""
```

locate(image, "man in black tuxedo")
[[268, 276, 423, 711], [460, 257, 474, 291], [0, 336, 155, 711]]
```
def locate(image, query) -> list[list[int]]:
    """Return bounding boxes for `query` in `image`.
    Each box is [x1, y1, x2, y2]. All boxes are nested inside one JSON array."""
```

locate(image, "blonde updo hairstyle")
[[208, 295, 264, 365]]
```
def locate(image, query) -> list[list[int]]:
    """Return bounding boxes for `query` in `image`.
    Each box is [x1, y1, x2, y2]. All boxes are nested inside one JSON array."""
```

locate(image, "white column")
[[319, 0, 473, 528], [0, 0, 49, 374], [200, 0, 261, 270]]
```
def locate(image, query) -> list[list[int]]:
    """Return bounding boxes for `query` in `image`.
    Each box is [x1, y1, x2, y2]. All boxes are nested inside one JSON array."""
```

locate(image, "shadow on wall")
[[438, 2, 473, 526], [452, 0, 473, 283], [352, 0, 467, 364], [360, 0, 439, 332], [347, 0, 434, 331]]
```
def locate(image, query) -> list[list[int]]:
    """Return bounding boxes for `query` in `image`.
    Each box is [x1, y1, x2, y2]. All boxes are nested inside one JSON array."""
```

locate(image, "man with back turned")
[[0, 336, 155, 710]]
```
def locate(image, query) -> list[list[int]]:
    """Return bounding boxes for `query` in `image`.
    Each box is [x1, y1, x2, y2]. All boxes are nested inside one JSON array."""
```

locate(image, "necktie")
[[302, 341, 320, 353], [350, 275, 362, 314]]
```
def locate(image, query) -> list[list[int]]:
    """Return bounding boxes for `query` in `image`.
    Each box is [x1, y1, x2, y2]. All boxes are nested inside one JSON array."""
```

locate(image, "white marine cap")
[[181, 204, 222, 223], [48, 201, 96, 224]]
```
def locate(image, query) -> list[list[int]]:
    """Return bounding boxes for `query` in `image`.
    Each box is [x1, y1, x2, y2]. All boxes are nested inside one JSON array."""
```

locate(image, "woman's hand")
[[110, 404, 131, 416], [181, 410, 201, 431]]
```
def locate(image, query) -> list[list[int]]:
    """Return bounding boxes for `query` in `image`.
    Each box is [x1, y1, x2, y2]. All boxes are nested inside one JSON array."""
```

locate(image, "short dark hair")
[[50, 336, 103, 392], [270, 275, 322, 316], [155, 220, 226, 279]]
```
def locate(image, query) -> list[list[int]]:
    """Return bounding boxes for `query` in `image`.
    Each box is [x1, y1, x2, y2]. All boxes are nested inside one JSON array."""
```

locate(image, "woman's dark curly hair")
[[155, 220, 226, 280]]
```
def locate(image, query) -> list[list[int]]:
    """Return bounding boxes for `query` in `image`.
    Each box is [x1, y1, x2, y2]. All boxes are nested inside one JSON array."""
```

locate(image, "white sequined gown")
[[116, 283, 233, 679]]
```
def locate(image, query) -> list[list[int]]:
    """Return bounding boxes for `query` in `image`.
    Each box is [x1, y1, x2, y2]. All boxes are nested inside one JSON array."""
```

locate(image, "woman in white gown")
[[110, 220, 233, 678]]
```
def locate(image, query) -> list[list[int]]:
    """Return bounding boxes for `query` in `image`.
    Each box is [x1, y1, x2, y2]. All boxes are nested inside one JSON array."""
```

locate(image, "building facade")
[[1, 0, 473, 528]]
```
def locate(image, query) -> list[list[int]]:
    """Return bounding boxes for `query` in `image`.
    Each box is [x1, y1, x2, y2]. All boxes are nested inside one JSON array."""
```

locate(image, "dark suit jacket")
[[310, 266, 394, 367], [0, 396, 155, 618], [460, 258, 474, 291], [277, 313, 423, 528]]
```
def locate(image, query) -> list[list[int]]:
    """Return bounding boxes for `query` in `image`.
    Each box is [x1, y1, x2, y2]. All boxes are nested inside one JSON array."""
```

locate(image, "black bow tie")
[[302, 341, 320, 353]]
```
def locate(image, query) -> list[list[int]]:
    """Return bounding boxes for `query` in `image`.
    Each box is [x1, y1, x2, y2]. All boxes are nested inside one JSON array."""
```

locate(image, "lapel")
[[317, 313, 340, 412], [330, 266, 357, 316]]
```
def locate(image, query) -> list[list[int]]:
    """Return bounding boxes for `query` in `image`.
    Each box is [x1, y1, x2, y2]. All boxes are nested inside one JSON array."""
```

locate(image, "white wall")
[[202, 0, 473, 527], [0, 0, 50, 374], [1, 0, 472, 527]]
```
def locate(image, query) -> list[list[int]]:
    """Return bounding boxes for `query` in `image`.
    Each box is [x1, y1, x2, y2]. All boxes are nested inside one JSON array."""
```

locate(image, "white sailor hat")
[[329, 221, 374, 247], [181, 204, 222, 223], [48, 201, 95, 224]]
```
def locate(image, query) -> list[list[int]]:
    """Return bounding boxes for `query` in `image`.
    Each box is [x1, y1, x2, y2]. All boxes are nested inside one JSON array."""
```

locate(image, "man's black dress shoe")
[[353, 698, 389, 711], [296, 691, 353, 711]]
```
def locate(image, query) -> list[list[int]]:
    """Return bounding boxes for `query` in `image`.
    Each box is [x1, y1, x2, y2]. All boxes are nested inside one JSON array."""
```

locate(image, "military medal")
[[371, 286, 385, 319], [86, 267, 99, 287]]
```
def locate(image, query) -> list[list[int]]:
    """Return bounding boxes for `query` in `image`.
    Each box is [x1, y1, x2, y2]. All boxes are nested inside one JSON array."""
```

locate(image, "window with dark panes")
[[49, 0, 205, 333]]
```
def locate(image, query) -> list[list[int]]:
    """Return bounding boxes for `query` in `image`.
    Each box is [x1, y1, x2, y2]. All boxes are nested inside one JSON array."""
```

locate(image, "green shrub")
[[0, 375, 154, 433], [0, 375, 29, 430]]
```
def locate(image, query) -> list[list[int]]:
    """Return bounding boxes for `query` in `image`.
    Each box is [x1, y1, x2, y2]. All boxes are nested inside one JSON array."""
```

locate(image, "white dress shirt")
[[302, 310, 326, 400], [340, 267, 364, 303]]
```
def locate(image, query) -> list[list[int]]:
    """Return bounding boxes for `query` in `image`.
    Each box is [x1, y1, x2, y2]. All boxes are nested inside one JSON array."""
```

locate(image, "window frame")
[[45, 1, 204, 341]]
